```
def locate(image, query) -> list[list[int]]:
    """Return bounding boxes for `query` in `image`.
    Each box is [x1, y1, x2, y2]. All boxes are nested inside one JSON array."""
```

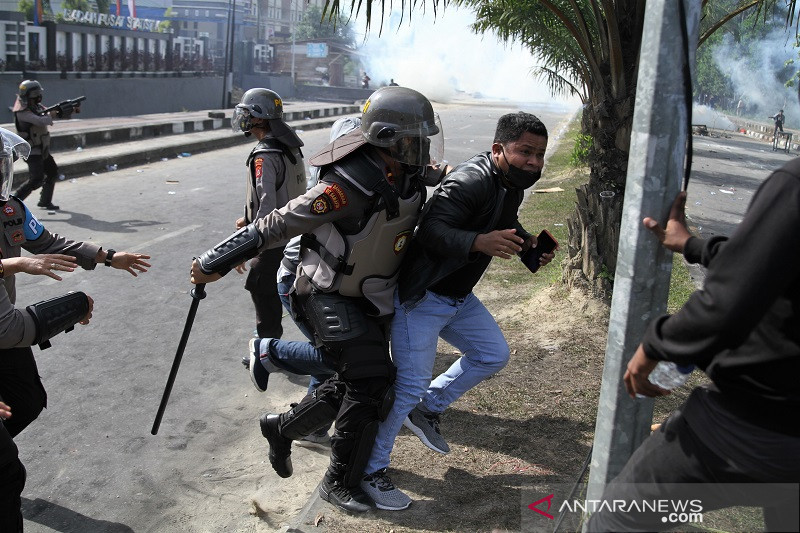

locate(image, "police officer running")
[[11, 80, 78, 211], [231, 88, 306, 340], [0, 128, 151, 532], [190, 87, 443, 512]]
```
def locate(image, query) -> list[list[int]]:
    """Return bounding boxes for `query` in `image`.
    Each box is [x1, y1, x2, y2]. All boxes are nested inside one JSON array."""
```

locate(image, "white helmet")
[[1, 128, 31, 202]]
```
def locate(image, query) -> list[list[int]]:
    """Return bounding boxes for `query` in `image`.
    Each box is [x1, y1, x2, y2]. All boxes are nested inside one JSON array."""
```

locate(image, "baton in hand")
[[151, 283, 206, 435]]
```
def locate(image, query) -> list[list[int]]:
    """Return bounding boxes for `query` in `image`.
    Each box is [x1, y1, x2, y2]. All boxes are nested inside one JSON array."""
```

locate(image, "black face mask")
[[501, 149, 541, 190]]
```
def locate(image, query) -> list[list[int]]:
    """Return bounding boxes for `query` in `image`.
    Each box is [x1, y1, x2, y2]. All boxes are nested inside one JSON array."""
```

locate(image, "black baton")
[[151, 283, 206, 435]]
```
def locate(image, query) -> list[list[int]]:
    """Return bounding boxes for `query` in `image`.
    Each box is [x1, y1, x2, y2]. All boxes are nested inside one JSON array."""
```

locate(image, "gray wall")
[[239, 73, 294, 99], [1, 71, 225, 121]]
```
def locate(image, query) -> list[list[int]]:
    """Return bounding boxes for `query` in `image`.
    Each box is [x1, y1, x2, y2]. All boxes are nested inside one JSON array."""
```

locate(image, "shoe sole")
[[374, 499, 412, 511], [248, 339, 268, 392], [319, 485, 373, 513], [403, 416, 449, 454]]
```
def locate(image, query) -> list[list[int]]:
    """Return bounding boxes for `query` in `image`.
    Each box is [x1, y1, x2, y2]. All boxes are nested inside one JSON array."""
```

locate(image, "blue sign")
[[306, 43, 328, 58]]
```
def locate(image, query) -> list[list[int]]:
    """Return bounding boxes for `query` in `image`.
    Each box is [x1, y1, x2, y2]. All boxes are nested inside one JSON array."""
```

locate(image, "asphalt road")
[[12, 97, 578, 533], [680, 131, 795, 285]]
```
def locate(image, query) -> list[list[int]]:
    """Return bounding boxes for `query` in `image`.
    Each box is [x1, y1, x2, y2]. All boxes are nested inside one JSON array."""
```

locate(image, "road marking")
[[128, 224, 203, 252]]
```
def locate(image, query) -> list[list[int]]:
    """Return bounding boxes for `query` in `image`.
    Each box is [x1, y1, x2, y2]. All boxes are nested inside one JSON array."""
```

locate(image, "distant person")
[[771, 109, 785, 137], [11, 80, 80, 211], [230, 88, 306, 341], [587, 181, 800, 529], [362, 73, 371, 89], [736, 98, 744, 117], [389, 79, 399, 86]]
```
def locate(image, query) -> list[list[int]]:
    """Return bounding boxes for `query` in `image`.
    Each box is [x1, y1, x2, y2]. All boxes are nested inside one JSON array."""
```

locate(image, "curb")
[[12, 114, 356, 183]]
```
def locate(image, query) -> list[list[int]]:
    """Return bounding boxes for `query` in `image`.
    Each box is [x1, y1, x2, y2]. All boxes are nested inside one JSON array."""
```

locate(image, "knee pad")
[[280, 380, 343, 440]]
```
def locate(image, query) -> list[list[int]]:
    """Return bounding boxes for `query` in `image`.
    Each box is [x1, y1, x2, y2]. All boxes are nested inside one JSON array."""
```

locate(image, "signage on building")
[[306, 43, 328, 58], [62, 9, 164, 32]]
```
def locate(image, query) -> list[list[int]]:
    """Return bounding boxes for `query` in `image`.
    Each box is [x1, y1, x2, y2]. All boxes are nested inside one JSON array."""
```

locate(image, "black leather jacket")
[[398, 151, 532, 303]]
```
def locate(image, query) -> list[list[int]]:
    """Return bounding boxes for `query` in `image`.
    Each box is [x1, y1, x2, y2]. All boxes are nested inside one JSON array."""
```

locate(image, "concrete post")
[[586, 0, 700, 502]]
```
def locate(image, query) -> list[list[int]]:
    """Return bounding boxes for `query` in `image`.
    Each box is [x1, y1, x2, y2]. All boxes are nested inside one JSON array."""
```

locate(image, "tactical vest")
[[14, 108, 50, 155], [245, 138, 305, 223], [299, 154, 424, 316]]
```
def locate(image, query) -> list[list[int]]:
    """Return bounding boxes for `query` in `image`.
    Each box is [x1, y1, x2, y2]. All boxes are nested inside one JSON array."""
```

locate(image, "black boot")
[[319, 462, 374, 513], [259, 414, 292, 478]]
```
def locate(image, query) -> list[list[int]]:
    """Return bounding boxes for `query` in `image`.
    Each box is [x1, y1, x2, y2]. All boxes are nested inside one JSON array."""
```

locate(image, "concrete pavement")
[[6, 100, 361, 184]]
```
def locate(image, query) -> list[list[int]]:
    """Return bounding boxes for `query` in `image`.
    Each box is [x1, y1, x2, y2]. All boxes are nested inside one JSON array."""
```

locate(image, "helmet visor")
[[232, 106, 254, 133], [1, 129, 31, 201], [387, 114, 444, 167]]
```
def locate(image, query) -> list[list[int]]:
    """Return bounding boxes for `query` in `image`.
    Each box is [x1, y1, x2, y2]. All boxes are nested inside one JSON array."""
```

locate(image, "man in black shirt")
[[360, 112, 556, 510], [587, 177, 800, 530]]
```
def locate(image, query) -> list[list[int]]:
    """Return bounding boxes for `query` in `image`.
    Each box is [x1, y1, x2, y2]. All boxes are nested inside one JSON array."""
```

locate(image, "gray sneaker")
[[361, 469, 412, 510], [403, 406, 450, 454]]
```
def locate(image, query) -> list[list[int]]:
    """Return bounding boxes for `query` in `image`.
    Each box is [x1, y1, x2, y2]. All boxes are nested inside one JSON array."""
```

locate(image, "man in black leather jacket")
[[360, 112, 557, 510]]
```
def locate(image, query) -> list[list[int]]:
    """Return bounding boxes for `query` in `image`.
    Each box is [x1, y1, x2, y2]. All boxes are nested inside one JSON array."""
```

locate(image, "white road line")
[[127, 224, 203, 252]]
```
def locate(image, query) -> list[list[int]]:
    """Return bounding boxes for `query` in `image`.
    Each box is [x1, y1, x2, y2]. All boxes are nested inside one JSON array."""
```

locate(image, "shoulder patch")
[[324, 183, 348, 210], [311, 194, 334, 215], [22, 203, 44, 241], [254, 157, 263, 180], [3, 205, 16, 217]]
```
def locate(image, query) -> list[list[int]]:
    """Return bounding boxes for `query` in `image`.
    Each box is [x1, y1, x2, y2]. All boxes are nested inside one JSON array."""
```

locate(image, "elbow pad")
[[197, 223, 263, 276], [26, 292, 91, 350]]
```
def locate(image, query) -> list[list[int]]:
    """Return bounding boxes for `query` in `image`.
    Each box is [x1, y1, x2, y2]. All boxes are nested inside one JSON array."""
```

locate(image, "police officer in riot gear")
[[11, 80, 79, 210], [190, 86, 444, 512], [0, 128, 151, 531], [231, 88, 305, 340]]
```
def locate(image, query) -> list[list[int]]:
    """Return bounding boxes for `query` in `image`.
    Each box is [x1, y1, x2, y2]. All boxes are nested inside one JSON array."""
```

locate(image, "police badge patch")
[[3, 205, 15, 217], [311, 194, 334, 215], [393, 230, 411, 254]]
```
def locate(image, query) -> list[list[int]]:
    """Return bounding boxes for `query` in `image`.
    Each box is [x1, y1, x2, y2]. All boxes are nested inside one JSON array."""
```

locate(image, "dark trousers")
[[0, 347, 47, 533], [280, 297, 393, 485], [587, 409, 799, 532], [14, 153, 58, 206], [245, 247, 285, 339]]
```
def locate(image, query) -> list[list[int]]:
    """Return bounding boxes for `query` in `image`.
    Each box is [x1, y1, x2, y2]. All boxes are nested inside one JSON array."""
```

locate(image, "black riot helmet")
[[361, 86, 443, 168], [18, 80, 43, 105], [232, 88, 303, 147]]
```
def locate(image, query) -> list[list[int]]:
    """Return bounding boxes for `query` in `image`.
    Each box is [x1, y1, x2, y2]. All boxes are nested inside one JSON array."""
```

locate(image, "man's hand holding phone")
[[520, 230, 559, 273]]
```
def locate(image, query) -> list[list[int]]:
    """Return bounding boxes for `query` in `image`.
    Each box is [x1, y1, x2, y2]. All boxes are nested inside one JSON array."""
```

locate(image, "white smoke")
[[711, 29, 799, 126], [355, 7, 581, 108]]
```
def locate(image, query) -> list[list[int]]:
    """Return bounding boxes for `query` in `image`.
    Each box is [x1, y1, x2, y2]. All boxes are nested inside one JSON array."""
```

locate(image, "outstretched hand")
[[471, 229, 524, 258], [2, 254, 77, 281], [642, 191, 692, 253], [110, 252, 151, 276]]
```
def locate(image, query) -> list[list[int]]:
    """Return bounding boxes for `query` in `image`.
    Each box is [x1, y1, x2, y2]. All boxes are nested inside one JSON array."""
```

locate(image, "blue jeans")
[[366, 289, 510, 474], [272, 276, 334, 391]]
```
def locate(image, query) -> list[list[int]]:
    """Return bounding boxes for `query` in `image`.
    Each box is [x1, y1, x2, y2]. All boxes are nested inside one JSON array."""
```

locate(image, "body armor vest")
[[300, 155, 423, 316], [245, 138, 305, 223], [14, 107, 50, 155]]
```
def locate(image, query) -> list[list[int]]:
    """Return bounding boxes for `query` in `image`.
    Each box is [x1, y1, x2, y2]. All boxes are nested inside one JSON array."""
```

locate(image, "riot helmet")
[[232, 88, 303, 147], [18, 80, 43, 105], [1, 128, 31, 202], [361, 86, 443, 168]]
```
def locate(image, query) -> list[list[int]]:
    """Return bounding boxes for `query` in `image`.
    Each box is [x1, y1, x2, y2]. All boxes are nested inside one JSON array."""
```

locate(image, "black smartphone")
[[519, 230, 559, 273]]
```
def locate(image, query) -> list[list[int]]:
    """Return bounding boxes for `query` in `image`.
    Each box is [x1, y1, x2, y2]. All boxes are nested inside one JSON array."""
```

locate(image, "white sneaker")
[[361, 469, 411, 510]]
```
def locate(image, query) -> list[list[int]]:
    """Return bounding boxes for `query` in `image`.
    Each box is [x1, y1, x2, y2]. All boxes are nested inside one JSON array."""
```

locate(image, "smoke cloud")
[[356, 7, 580, 109], [711, 29, 798, 126]]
